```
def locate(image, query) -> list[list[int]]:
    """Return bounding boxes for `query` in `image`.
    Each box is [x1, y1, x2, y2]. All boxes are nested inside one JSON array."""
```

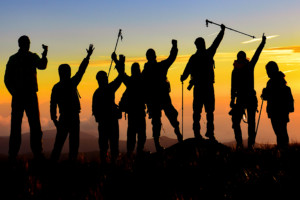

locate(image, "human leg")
[[51, 118, 69, 161], [25, 93, 43, 158], [193, 86, 204, 139], [9, 96, 25, 159], [69, 115, 80, 160]]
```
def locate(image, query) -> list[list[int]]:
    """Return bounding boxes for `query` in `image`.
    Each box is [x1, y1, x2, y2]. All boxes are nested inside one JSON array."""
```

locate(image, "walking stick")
[[255, 99, 264, 135], [108, 29, 123, 78], [181, 81, 184, 138], [206, 19, 256, 38]]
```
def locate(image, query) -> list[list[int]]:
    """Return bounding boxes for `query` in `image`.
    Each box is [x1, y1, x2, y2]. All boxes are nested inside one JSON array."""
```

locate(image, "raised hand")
[[221, 24, 226, 31], [172, 39, 177, 47], [42, 44, 48, 51], [111, 52, 117, 62], [262, 33, 266, 43], [115, 54, 125, 75], [42, 44, 48, 57], [86, 44, 95, 57], [119, 54, 125, 64]]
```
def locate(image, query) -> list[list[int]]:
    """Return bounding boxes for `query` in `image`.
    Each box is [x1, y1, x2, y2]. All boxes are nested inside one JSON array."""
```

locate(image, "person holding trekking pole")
[[261, 61, 294, 149], [181, 24, 225, 141]]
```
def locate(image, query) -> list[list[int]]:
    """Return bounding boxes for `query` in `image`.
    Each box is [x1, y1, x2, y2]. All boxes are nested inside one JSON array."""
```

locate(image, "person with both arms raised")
[[119, 61, 147, 157]]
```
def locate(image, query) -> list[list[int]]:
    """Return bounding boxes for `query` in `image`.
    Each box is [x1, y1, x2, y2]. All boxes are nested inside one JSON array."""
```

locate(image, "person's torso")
[[190, 51, 215, 85], [10, 51, 39, 93], [53, 80, 80, 115]]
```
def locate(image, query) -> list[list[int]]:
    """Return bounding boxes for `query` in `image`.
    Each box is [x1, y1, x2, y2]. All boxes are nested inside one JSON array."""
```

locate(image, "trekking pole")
[[206, 19, 256, 38], [108, 29, 123, 78], [181, 81, 184, 138], [255, 99, 264, 134]]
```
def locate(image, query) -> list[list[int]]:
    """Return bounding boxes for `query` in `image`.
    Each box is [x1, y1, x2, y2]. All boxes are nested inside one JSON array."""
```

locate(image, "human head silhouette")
[[237, 51, 247, 61], [18, 35, 30, 52], [96, 71, 108, 86], [266, 61, 279, 78], [58, 64, 71, 81], [194, 37, 206, 51], [146, 49, 156, 62], [131, 62, 141, 77]]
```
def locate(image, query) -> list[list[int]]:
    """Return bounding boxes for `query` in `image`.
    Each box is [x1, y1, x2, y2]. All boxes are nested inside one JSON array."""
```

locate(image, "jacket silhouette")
[[50, 44, 94, 161], [261, 61, 294, 148], [4, 35, 48, 159], [181, 25, 225, 140], [92, 53, 124, 163], [142, 40, 183, 152], [122, 62, 146, 155], [230, 34, 266, 149]]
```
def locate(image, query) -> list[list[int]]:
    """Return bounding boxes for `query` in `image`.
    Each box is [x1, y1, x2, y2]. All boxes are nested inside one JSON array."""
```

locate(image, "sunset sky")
[[0, 0, 299, 145]]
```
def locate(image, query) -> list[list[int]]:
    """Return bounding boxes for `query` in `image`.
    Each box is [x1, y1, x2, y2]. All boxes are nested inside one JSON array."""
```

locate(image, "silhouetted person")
[[229, 34, 266, 150], [261, 61, 294, 149], [181, 25, 225, 141], [4, 35, 48, 160], [121, 62, 146, 156], [142, 40, 183, 152], [50, 44, 94, 161], [92, 52, 124, 163]]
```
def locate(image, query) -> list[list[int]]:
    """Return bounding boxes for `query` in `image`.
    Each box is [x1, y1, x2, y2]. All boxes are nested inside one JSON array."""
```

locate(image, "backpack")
[[285, 86, 294, 113]]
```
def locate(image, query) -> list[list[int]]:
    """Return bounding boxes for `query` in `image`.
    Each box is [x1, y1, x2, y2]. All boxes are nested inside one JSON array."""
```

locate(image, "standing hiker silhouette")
[[142, 40, 183, 152], [229, 34, 266, 150], [261, 61, 294, 149], [181, 24, 225, 141], [119, 62, 147, 156], [5, 35, 48, 160], [50, 44, 94, 161], [92, 52, 124, 163]]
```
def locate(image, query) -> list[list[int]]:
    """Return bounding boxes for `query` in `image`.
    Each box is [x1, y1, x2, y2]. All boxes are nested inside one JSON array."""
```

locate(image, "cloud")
[[242, 35, 280, 44], [264, 46, 300, 53]]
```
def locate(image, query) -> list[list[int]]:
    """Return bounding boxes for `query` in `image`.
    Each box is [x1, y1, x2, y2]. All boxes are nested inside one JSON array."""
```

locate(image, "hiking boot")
[[154, 137, 164, 152], [205, 131, 214, 138], [206, 134, 218, 143], [174, 127, 183, 143]]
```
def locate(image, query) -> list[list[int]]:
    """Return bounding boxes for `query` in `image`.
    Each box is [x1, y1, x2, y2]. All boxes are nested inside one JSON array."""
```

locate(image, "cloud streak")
[[242, 35, 280, 44]]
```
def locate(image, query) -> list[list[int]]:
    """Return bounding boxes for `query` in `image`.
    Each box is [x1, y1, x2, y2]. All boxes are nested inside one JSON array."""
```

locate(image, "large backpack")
[[285, 86, 294, 113]]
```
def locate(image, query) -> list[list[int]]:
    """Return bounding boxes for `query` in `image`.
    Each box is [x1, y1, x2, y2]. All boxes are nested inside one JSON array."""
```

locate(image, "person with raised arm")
[[181, 25, 225, 141], [50, 44, 94, 161], [92, 52, 124, 164], [142, 40, 183, 152], [5, 35, 48, 160], [229, 34, 266, 150]]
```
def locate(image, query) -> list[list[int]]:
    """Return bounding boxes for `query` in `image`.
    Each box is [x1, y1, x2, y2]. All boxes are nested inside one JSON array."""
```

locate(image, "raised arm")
[[122, 73, 130, 87], [110, 53, 125, 92], [161, 40, 178, 70], [73, 44, 94, 86], [208, 24, 225, 56], [250, 34, 266, 68], [36, 44, 48, 70]]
